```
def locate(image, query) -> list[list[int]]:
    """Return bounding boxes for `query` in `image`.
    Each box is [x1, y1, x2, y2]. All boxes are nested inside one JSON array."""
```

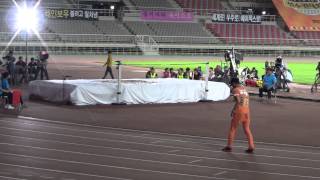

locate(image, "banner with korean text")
[[272, 0, 320, 31], [45, 9, 99, 21], [212, 13, 262, 24]]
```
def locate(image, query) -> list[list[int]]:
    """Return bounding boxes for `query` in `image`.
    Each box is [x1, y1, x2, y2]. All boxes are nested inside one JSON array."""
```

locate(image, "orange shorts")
[[232, 110, 250, 122]]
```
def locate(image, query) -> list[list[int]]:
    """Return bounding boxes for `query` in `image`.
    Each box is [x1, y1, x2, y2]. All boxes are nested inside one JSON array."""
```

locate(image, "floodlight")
[[110, 5, 115, 10], [14, 3, 40, 33], [262, 11, 266, 15]]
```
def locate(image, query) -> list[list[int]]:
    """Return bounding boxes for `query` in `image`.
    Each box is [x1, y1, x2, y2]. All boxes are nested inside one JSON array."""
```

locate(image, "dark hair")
[[230, 77, 240, 85], [108, 51, 112, 54]]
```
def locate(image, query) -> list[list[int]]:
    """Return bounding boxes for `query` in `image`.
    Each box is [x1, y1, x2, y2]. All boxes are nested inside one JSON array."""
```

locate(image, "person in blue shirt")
[[1, 72, 15, 109], [259, 67, 277, 99]]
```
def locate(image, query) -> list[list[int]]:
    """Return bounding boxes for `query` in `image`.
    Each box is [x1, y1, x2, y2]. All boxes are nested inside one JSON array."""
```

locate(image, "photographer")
[[15, 56, 27, 84], [28, 58, 38, 80], [3, 50, 16, 85], [35, 51, 49, 80]]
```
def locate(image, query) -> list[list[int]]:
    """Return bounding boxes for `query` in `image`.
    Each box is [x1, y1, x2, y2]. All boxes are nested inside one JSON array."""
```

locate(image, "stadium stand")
[[206, 23, 298, 45], [175, 0, 222, 12], [124, 21, 221, 44], [124, 21, 156, 35], [44, 19, 133, 43], [292, 31, 320, 46], [129, 0, 174, 8]]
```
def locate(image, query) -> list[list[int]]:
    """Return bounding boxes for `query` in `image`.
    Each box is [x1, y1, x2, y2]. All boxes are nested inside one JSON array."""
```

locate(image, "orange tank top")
[[233, 86, 250, 113]]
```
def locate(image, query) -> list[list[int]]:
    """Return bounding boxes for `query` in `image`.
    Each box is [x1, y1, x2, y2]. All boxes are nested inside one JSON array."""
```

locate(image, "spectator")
[[208, 67, 214, 81], [169, 68, 176, 78], [146, 67, 158, 79], [0, 72, 17, 109], [250, 67, 258, 79], [193, 68, 201, 80], [197, 66, 203, 77], [15, 56, 27, 83], [183, 67, 192, 79], [259, 68, 277, 99], [177, 68, 184, 79], [4, 50, 16, 85], [35, 51, 49, 80], [265, 60, 270, 69], [28, 58, 38, 80], [162, 68, 170, 78], [214, 65, 223, 77], [102, 51, 114, 79]]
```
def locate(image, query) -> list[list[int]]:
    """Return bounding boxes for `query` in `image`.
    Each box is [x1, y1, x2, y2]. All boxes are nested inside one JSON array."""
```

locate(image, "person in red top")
[[222, 77, 255, 153]]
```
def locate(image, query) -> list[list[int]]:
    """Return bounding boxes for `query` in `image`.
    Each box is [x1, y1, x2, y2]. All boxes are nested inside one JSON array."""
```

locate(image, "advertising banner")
[[141, 10, 193, 21], [212, 13, 262, 24], [45, 9, 99, 20], [272, 0, 320, 31]]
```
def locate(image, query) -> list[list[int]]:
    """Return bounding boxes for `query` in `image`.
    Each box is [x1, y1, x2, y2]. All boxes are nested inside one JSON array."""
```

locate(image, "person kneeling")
[[259, 68, 277, 99]]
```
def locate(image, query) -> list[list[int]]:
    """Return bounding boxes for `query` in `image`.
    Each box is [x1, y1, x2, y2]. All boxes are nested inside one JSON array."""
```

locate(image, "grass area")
[[123, 61, 318, 85]]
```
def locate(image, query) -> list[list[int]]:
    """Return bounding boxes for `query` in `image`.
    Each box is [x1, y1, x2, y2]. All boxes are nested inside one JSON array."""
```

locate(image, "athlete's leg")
[[242, 119, 255, 150], [227, 118, 239, 148]]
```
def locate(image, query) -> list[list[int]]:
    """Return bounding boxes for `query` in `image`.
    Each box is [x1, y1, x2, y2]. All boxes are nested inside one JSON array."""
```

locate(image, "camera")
[[224, 50, 243, 65], [39, 51, 49, 61], [275, 56, 283, 69]]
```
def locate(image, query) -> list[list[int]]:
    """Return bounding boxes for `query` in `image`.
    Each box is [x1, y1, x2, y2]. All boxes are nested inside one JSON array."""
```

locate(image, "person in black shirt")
[[15, 56, 27, 83]]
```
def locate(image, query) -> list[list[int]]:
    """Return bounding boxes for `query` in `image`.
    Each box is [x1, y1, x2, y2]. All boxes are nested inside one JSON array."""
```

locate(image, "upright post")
[[112, 61, 126, 105], [199, 62, 212, 102]]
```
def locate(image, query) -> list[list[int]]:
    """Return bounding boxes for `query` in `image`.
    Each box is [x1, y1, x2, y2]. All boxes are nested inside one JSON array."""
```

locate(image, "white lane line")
[[214, 171, 227, 176], [39, 176, 54, 179], [2, 142, 320, 172], [0, 151, 319, 179], [1, 128, 320, 165], [2, 118, 320, 156], [16, 116, 320, 150], [189, 159, 202, 164], [168, 150, 180, 153], [0, 152, 234, 180], [0, 162, 131, 180], [0, 175, 26, 180]]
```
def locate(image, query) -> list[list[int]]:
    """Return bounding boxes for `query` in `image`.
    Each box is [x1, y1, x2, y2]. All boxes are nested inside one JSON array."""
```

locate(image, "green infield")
[[123, 61, 318, 85]]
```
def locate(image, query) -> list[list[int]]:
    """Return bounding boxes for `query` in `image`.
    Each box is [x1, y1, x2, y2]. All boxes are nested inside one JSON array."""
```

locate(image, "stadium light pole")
[[14, 0, 41, 81]]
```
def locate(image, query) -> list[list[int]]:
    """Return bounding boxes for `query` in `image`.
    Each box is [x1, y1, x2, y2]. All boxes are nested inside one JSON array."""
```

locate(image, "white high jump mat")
[[29, 79, 230, 106]]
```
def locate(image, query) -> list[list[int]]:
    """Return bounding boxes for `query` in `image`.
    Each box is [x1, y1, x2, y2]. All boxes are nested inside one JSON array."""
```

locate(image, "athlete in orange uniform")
[[223, 78, 255, 153]]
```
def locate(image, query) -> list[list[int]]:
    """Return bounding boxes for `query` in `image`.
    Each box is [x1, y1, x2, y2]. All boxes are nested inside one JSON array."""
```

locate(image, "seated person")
[[193, 68, 201, 80], [250, 67, 258, 79], [208, 67, 215, 81], [259, 68, 277, 99], [169, 68, 176, 78], [197, 66, 203, 77], [177, 68, 184, 79], [214, 65, 223, 77], [183, 67, 192, 79], [146, 67, 158, 79], [1, 72, 19, 109], [162, 68, 170, 78]]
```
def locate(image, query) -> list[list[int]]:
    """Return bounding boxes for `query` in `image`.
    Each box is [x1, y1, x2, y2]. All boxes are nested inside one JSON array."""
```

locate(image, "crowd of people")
[[146, 66, 205, 80], [145, 65, 259, 84], [1, 50, 49, 86]]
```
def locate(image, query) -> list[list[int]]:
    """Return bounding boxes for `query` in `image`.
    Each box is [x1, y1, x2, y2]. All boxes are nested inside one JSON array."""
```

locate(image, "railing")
[[0, 32, 320, 49]]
